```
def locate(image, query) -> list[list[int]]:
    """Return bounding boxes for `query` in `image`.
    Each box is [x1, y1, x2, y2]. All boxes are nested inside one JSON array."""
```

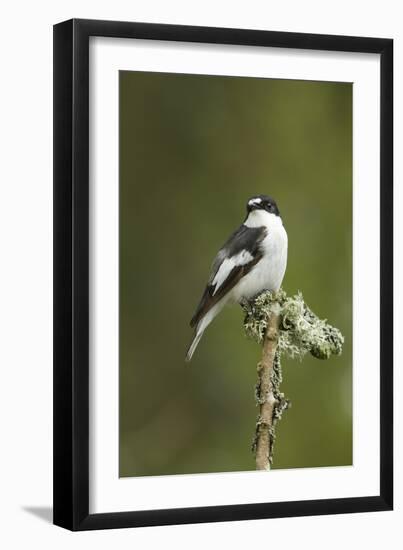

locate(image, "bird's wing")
[[190, 224, 267, 328]]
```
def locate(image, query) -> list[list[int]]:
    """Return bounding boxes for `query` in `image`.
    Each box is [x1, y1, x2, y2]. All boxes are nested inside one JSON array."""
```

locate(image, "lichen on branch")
[[242, 289, 344, 360], [241, 289, 344, 468]]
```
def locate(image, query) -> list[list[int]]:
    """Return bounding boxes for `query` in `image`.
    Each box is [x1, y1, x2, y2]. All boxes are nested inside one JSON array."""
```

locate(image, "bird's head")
[[246, 195, 280, 217]]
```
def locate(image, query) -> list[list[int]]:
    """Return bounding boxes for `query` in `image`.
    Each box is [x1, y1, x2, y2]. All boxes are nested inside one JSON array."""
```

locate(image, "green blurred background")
[[119, 71, 352, 477]]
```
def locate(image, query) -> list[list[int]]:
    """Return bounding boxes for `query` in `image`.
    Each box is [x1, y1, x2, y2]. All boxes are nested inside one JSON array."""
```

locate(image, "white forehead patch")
[[248, 197, 262, 207]]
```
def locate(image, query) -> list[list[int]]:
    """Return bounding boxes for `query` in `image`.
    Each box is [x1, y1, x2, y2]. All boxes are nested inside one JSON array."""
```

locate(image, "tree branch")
[[242, 289, 344, 470], [254, 303, 280, 470]]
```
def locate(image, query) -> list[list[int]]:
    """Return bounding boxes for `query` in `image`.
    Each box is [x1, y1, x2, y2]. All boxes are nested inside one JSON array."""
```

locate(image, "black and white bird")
[[186, 195, 288, 361]]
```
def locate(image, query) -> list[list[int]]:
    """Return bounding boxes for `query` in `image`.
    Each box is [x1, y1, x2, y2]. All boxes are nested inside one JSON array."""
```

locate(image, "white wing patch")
[[212, 250, 254, 295]]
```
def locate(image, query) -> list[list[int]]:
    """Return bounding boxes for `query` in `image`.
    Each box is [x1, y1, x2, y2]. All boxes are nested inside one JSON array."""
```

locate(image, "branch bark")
[[244, 289, 343, 469], [255, 303, 281, 470]]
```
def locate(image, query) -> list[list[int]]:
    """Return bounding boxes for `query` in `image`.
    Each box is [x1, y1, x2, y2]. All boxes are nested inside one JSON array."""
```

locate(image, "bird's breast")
[[232, 223, 288, 302]]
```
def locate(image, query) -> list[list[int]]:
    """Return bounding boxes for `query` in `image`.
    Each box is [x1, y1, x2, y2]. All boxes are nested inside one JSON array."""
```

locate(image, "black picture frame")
[[53, 18, 393, 531]]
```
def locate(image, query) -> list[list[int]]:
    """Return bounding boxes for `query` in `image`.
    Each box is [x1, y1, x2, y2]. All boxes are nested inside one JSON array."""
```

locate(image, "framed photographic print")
[[53, 19, 393, 530]]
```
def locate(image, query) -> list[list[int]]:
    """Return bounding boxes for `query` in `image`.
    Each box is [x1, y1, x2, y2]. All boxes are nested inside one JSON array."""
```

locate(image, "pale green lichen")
[[242, 289, 344, 361], [242, 288, 344, 464]]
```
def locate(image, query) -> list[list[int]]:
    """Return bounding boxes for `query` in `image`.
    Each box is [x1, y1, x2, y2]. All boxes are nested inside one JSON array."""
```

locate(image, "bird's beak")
[[247, 203, 260, 212]]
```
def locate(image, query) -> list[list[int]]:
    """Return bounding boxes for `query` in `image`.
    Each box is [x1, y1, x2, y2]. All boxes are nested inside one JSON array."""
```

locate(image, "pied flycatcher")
[[186, 195, 288, 361]]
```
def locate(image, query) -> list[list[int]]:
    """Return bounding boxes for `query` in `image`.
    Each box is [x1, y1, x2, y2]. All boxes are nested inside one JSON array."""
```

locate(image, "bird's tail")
[[185, 301, 225, 362], [185, 326, 205, 362]]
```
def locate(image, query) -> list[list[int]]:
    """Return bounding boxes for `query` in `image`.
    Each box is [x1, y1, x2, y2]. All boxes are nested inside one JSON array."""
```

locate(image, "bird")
[[186, 195, 288, 361]]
